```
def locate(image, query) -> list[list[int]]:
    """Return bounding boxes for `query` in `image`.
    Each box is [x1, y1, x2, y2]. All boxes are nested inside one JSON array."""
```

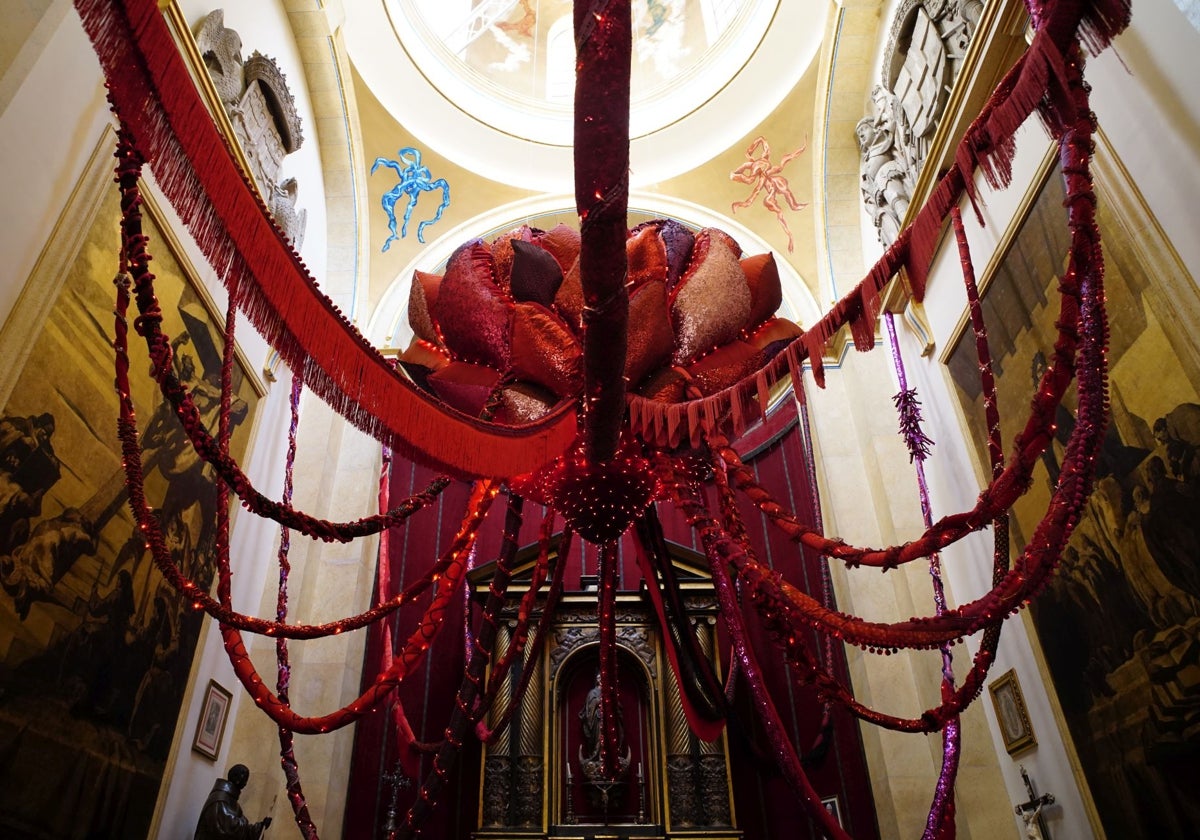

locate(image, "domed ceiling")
[[343, 0, 828, 329], [346, 0, 825, 190]]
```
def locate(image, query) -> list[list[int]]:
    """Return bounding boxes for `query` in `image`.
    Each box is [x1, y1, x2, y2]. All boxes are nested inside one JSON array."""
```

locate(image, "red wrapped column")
[[574, 0, 631, 463]]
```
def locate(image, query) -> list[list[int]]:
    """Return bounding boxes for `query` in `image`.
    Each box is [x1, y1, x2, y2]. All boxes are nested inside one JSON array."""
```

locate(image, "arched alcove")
[[552, 643, 659, 828]]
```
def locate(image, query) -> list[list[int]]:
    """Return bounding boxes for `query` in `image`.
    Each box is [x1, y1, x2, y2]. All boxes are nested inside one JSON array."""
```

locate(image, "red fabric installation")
[[84, 0, 1131, 836]]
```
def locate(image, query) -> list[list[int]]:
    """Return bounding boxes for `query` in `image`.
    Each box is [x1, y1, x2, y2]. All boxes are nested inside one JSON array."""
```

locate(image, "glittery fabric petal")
[[510, 301, 584, 398], [496, 382, 559, 424], [433, 240, 513, 369], [635, 366, 688, 403], [670, 230, 752, 365], [553, 254, 585, 332], [686, 340, 763, 396]]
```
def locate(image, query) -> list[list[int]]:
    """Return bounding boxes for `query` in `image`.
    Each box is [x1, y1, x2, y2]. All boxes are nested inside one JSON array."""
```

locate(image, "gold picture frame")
[[989, 669, 1037, 756], [943, 128, 1200, 839], [191, 679, 233, 761]]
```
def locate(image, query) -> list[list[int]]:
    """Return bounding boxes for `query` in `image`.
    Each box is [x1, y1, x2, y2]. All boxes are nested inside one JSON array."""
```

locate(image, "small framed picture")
[[989, 668, 1037, 755], [192, 679, 233, 760], [821, 795, 842, 826]]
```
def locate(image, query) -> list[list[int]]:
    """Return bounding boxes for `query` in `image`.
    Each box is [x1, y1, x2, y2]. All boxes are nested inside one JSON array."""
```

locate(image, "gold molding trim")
[[936, 140, 1059, 367], [0, 125, 117, 408], [140, 188, 269, 399], [158, 0, 265, 206]]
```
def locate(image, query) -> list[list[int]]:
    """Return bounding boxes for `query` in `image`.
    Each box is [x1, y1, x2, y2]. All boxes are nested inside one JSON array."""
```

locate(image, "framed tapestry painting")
[[945, 138, 1200, 839], [0, 129, 261, 837]]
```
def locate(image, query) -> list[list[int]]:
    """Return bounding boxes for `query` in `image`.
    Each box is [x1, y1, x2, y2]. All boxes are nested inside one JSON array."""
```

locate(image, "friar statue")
[[194, 764, 272, 840]]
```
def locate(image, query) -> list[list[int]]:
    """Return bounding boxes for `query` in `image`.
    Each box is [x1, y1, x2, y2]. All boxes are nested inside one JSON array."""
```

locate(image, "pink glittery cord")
[[884, 311, 960, 839]]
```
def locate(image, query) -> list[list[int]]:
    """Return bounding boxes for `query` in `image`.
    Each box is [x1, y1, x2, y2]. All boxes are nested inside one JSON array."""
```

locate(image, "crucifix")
[[380, 760, 413, 838], [1014, 765, 1054, 840]]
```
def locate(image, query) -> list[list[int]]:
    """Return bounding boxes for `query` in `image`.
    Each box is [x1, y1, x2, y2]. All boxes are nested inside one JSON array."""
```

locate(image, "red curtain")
[[345, 399, 878, 838]]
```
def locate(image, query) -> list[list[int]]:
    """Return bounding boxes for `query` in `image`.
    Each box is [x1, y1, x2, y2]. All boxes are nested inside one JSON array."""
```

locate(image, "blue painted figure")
[[371, 147, 450, 249]]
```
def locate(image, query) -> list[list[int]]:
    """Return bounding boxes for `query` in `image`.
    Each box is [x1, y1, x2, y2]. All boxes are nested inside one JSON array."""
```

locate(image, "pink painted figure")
[[730, 136, 809, 252]]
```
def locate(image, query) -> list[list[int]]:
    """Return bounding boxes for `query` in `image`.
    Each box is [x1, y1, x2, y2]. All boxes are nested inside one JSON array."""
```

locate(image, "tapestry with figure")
[[0, 153, 259, 837], [947, 148, 1200, 840]]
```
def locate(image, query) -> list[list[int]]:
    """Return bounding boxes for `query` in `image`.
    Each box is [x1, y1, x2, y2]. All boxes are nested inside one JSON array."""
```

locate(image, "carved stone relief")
[[857, 0, 980, 245], [194, 10, 307, 249], [549, 621, 657, 679]]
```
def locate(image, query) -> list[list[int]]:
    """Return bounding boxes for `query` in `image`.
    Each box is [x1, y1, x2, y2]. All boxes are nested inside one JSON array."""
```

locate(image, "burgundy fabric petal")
[[670, 229, 752, 365], [510, 239, 565, 307], [625, 280, 674, 390], [408, 270, 443, 345], [741, 252, 783, 330], [427, 361, 502, 418], [432, 240, 513, 369], [510, 302, 583, 398]]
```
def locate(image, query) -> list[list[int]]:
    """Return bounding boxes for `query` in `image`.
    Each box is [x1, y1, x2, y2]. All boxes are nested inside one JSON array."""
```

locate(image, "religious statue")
[[579, 671, 604, 761], [856, 86, 915, 247], [194, 764, 272, 840]]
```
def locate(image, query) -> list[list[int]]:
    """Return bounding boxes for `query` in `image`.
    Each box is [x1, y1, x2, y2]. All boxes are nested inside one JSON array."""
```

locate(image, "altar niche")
[[470, 539, 740, 840]]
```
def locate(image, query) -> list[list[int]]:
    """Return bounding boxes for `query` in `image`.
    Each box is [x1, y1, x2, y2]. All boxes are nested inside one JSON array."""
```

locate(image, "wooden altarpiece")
[[468, 539, 741, 840]]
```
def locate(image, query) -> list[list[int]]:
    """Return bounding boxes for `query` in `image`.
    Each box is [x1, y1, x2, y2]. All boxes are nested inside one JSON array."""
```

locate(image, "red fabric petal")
[[626, 224, 668, 290], [686, 341, 763, 396], [553, 254, 585, 332], [625, 280, 674, 390], [510, 302, 583, 398], [491, 225, 535, 294], [532, 223, 581, 275], [398, 338, 450, 371], [427, 361, 502, 418], [747, 317, 803, 351], [636, 366, 689, 403], [433, 240, 513, 369], [741, 252, 783, 330], [670, 230, 752, 365], [408, 270, 443, 345]]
